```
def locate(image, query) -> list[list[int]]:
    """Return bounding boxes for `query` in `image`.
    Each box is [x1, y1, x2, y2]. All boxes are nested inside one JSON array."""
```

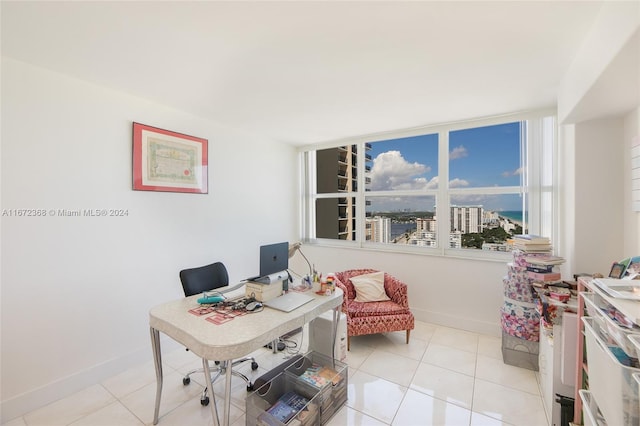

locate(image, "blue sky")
[[366, 121, 523, 211]]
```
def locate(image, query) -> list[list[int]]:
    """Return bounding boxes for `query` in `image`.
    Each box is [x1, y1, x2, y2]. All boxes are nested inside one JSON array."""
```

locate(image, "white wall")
[[290, 245, 506, 336], [624, 107, 640, 256], [0, 58, 298, 421], [558, 124, 577, 276], [572, 117, 626, 273]]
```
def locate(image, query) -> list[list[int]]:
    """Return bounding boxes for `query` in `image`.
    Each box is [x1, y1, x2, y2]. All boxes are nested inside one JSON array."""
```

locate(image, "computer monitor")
[[259, 241, 289, 277]]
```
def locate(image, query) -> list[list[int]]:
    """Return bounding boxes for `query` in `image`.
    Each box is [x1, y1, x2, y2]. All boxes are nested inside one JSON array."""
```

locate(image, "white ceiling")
[[2, 1, 607, 145]]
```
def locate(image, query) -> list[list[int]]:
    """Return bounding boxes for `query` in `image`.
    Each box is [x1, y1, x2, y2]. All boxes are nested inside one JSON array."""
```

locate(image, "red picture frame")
[[132, 122, 208, 194]]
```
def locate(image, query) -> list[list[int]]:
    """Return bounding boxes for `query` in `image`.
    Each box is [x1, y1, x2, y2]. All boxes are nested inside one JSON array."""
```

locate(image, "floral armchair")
[[333, 269, 415, 350]]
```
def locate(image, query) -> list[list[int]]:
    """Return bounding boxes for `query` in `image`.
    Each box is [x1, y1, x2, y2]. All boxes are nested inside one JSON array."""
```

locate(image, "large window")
[[301, 112, 556, 259]]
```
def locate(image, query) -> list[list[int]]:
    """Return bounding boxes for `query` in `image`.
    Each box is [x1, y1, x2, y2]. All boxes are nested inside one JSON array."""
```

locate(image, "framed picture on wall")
[[132, 122, 208, 194]]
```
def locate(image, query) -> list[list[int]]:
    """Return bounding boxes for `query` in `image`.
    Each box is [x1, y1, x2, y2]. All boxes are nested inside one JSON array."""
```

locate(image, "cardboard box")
[[246, 280, 283, 302]]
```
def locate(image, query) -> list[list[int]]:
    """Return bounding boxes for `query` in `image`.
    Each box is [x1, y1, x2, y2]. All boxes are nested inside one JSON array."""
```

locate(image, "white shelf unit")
[[575, 277, 640, 425]]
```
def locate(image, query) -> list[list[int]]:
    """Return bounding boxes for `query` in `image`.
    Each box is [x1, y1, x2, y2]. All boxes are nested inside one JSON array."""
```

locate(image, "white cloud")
[[449, 178, 469, 188], [450, 145, 468, 160], [370, 151, 432, 191], [502, 167, 523, 178]]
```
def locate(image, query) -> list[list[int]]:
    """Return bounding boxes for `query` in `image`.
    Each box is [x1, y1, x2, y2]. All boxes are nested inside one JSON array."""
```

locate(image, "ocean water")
[[391, 223, 416, 239], [498, 210, 525, 224]]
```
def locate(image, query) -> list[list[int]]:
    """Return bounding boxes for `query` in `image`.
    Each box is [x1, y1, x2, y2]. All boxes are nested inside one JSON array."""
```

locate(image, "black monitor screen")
[[259, 242, 288, 277]]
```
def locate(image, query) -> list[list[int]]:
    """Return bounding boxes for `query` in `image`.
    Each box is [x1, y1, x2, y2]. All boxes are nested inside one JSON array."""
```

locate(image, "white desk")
[[149, 288, 343, 426]]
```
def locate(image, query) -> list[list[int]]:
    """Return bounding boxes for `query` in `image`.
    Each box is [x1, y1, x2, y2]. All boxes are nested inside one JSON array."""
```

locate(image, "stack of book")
[[512, 234, 552, 253], [258, 390, 317, 426], [297, 364, 342, 388], [524, 253, 565, 287], [294, 362, 346, 423], [523, 253, 565, 266]]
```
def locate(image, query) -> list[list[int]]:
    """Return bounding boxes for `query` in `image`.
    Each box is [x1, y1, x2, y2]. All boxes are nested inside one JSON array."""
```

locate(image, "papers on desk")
[[593, 278, 640, 301]]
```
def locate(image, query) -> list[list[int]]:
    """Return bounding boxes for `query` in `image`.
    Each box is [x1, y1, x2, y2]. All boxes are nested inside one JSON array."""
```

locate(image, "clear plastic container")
[[582, 293, 640, 357], [246, 372, 321, 426], [284, 351, 348, 424], [583, 317, 639, 425], [579, 389, 607, 426]]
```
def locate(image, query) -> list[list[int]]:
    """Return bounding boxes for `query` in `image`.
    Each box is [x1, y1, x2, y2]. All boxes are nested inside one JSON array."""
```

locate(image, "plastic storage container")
[[246, 372, 321, 426], [583, 292, 640, 357], [629, 336, 640, 425], [583, 317, 639, 425], [627, 335, 640, 360], [579, 390, 607, 426], [284, 351, 348, 424]]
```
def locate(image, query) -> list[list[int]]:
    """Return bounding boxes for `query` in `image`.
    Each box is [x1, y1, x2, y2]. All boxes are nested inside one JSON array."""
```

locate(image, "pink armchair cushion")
[[348, 300, 410, 318]]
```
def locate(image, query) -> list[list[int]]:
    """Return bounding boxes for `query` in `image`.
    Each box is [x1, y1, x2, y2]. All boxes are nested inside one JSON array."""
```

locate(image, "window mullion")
[[357, 142, 366, 246], [438, 130, 449, 253]]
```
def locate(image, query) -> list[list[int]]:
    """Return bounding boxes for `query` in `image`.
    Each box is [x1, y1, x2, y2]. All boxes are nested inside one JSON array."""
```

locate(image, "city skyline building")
[[315, 144, 371, 240], [367, 216, 391, 243], [450, 205, 483, 234]]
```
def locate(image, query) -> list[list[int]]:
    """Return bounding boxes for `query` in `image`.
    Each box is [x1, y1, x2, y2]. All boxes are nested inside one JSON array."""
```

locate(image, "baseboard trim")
[[0, 336, 180, 423], [412, 309, 501, 337]]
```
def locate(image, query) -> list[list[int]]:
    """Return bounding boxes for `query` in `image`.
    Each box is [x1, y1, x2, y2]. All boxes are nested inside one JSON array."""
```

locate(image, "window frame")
[[298, 109, 557, 261]]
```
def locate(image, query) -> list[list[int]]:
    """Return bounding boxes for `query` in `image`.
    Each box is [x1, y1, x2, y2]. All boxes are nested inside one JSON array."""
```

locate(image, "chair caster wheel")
[[247, 383, 254, 391], [201, 396, 209, 406], [251, 361, 258, 370], [183, 377, 190, 385]]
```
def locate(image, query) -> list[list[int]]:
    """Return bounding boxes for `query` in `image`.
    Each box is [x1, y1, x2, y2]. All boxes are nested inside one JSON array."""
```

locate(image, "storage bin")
[[501, 330, 539, 371], [503, 263, 535, 303], [628, 335, 640, 361], [583, 292, 640, 357], [284, 351, 348, 424], [582, 317, 640, 426], [501, 299, 540, 342], [246, 372, 321, 426], [635, 373, 640, 425], [579, 390, 607, 426]]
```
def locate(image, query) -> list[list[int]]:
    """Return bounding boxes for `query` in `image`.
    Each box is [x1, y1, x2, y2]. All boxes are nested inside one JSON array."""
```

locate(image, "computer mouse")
[[245, 301, 262, 312]]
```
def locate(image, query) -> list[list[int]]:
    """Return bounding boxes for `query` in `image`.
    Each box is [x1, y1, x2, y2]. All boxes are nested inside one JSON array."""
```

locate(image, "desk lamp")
[[288, 242, 314, 280]]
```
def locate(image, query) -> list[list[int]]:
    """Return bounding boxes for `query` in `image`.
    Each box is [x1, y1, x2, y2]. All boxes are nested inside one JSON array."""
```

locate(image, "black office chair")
[[179, 261, 259, 406]]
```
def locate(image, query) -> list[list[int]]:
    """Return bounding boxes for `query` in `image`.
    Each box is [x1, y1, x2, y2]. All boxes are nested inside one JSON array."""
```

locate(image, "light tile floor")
[[2, 321, 548, 426]]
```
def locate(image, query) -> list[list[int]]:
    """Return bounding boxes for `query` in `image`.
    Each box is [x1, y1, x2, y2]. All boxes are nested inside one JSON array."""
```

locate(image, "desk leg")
[[202, 359, 220, 426], [331, 307, 339, 368], [150, 327, 163, 425], [223, 360, 233, 426]]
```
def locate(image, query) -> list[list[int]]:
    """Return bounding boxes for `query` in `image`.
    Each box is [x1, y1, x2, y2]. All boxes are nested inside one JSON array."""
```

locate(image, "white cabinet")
[[539, 302, 577, 425]]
